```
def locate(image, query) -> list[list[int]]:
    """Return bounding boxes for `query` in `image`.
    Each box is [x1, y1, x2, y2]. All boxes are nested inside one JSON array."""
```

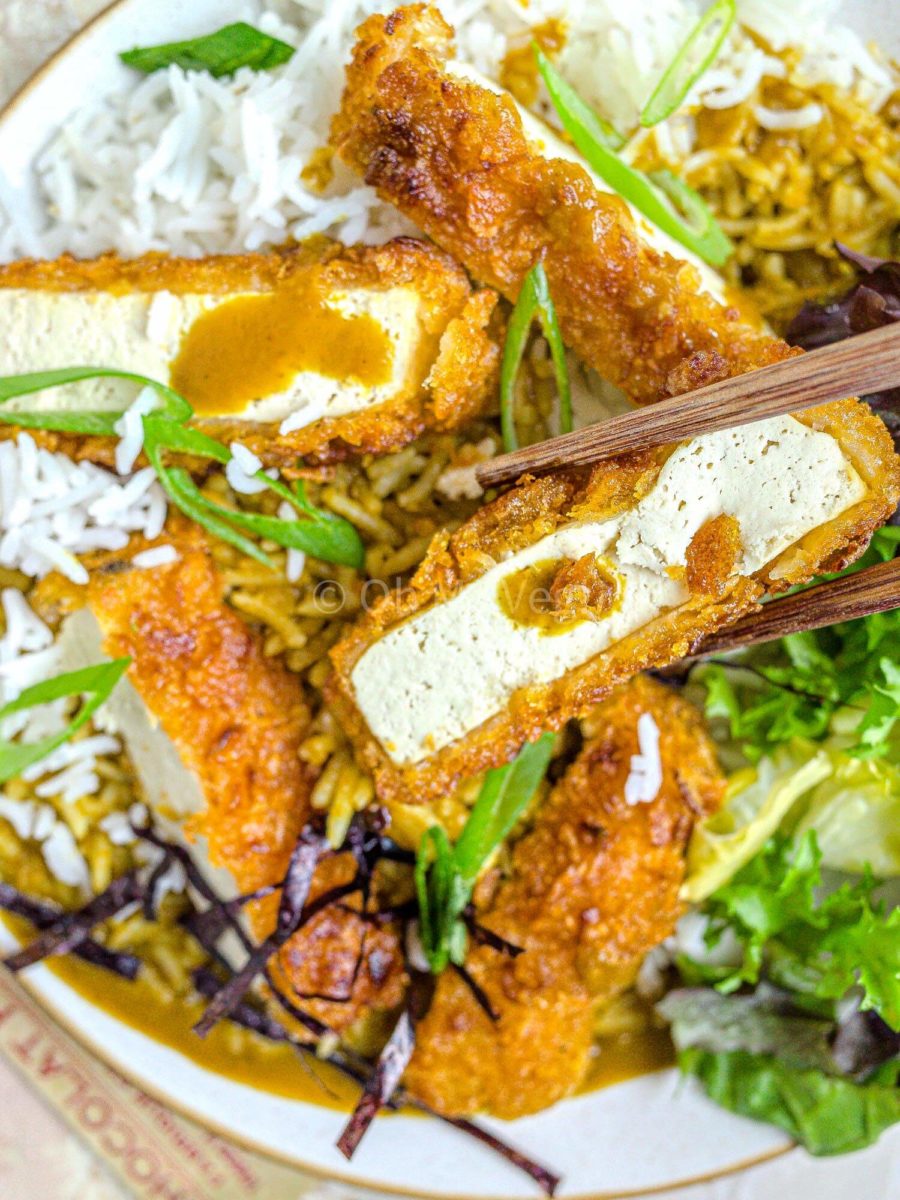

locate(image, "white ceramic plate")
[[0, 3, 895, 1197]]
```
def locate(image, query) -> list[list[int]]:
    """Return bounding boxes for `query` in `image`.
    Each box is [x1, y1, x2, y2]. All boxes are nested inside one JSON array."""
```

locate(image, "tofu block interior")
[[0, 238, 500, 464], [330, 403, 899, 803]]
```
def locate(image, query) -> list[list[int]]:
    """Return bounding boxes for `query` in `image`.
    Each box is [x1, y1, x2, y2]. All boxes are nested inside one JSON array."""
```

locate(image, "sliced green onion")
[[120, 22, 295, 79], [640, 0, 736, 127], [530, 43, 625, 153], [414, 735, 554, 973], [0, 659, 131, 784], [648, 168, 733, 263], [535, 47, 733, 267], [452, 734, 554, 887], [415, 826, 459, 974], [0, 366, 190, 422], [0, 368, 364, 571], [500, 263, 572, 454]]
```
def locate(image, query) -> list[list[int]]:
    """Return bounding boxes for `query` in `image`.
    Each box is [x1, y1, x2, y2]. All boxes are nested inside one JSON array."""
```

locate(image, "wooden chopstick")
[[684, 555, 900, 660], [477, 323, 900, 489]]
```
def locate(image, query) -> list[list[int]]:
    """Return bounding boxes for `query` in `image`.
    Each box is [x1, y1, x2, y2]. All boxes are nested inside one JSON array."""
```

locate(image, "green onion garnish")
[[120, 22, 295, 79], [535, 47, 732, 267], [500, 263, 572, 454], [0, 368, 364, 570], [415, 735, 554, 974], [640, 0, 736, 127], [0, 659, 131, 785]]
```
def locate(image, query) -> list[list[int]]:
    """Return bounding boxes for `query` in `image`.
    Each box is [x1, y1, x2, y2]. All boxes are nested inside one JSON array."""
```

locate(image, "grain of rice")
[[132, 545, 179, 569], [321, 487, 399, 545], [230, 589, 308, 650], [310, 750, 347, 811]]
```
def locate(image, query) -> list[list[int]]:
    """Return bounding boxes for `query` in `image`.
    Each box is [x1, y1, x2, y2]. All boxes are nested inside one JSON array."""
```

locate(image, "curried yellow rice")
[[637, 67, 900, 328]]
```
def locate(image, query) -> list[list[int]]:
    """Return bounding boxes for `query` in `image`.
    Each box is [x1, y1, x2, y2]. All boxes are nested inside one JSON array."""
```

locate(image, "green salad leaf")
[[674, 524, 900, 1154], [685, 742, 900, 900], [0, 367, 364, 570], [679, 1048, 900, 1155], [696, 527, 900, 762], [659, 988, 839, 1075], [791, 754, 900, 878], [500, 263, 572, 453], [415, 735, 554, 973], [684, 832, 900, 1028], [120, 23, 295, 79], [0, 660, 131, 784], [683, 740, 833, 902]]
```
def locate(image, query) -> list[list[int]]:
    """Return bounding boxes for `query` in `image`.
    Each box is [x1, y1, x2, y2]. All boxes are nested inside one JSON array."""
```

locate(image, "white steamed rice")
[[0, 0, 892, 262]]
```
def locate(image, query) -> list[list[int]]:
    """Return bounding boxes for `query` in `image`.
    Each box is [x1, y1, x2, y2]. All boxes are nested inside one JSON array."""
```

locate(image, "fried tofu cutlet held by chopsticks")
[[0, 236, 500, 468], [332, 4, 784, 405], [328, 399, 899, 806], [39, 526, 406, 1034], [327, 7, 900, 807], [404, 678, 724, 1119]]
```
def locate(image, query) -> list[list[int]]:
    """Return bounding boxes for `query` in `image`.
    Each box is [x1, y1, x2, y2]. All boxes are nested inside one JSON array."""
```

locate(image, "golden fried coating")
[[326, 4, 900, 805], [332, 5, 784, 404], [685, 514, 743, 598], [404, 677, 724, 1118], [74, 525, 406, 1032], [328, 402, 899, 806], [0, 236, 500, 468]]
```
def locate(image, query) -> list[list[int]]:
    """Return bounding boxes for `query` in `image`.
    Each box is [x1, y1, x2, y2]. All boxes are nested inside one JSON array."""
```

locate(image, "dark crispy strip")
[[2, 830, 562, 1193], [0, 882, 140, 979], [443, 1118, 561, 1197], [194, 829, 330, 1036], [3, 872, 143, 972], [464, 911, 524, 958], [192, 968, 308, 1046], [451, 962, 499, 1022], [337, 1010, 417, 1159]]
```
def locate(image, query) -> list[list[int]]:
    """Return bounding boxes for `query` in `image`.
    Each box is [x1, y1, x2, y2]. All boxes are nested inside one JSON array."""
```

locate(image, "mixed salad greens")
[[668, 528, 900, 1154]]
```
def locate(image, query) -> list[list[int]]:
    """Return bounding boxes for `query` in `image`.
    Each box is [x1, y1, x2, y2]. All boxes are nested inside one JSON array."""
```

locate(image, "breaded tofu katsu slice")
[[405, 677, 724, 1118], [330, 403, 899, 805], [0, 237, 500, 466], [332, 4, 789, 404], [34, 526, 405, 1035], [327, 5, 900, 806]]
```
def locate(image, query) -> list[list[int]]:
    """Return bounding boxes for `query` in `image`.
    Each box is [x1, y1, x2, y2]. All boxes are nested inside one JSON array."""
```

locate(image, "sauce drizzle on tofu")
[[498, 555, 623, 634], [171, 271, 394, 415]]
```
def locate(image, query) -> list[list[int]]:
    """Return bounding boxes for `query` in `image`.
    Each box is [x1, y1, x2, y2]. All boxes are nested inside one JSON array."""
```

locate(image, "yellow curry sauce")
[[498, 556, 623, 635], [170, 273, 394, 416], [42, 948, 672, 1110]]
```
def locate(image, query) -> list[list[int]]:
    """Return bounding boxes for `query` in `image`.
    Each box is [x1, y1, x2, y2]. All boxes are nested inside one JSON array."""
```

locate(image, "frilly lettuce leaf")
[[685, 832, 900, 1028], [685, 740, 900, 902], [683, 741, 832, 903], [680, 1048, 900, 1155], [793, 755, 900, 877]]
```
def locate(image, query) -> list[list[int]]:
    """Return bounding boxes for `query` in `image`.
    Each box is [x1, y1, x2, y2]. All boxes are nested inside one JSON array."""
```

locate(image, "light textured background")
[[0, 3, 897, 1198]]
